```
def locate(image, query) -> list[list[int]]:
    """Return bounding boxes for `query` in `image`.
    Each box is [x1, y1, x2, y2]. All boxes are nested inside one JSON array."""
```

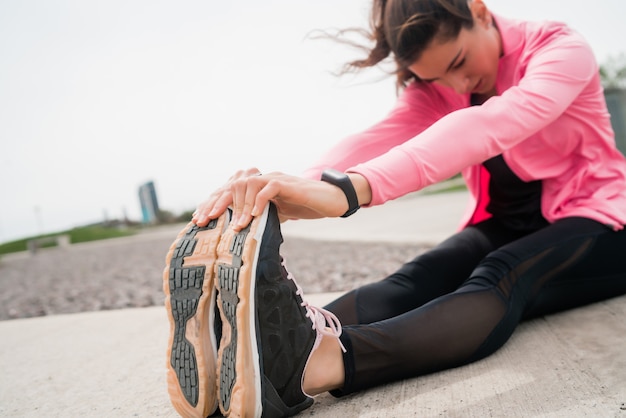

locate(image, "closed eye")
[[453, 58, 466, 70]]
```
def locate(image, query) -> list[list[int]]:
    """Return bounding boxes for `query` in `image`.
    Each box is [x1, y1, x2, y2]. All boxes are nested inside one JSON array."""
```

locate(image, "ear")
[[468, 0, 493, 29]]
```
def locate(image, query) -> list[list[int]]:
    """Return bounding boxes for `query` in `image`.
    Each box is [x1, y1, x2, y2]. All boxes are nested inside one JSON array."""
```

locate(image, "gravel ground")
[[0, 227, 427, 321]]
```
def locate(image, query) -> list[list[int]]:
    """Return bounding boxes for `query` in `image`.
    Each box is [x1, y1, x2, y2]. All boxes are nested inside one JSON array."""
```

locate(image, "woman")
[[164, 1, 626, 417]]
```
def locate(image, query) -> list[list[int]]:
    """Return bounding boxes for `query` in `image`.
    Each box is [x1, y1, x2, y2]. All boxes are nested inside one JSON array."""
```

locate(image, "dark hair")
[[344, 0, 474, 89]]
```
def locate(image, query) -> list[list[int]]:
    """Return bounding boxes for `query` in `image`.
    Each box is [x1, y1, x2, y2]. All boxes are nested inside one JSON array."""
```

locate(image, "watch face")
[[322, 168, 345, 182]]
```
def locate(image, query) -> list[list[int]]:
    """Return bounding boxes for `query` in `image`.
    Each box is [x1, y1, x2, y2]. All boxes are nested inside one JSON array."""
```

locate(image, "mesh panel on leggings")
[[325, 218, 524, 327], [335, 224, 601, 395]]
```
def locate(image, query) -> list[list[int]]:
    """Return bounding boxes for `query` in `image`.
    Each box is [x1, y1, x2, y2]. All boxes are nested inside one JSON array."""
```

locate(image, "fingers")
[[192, 193, 222, 226], [253, 179, 281, 216], [192, 168, 316, 232], [231, 174, 270, 231], [191, 169, 258, 226], [192, 190, 234, 226]]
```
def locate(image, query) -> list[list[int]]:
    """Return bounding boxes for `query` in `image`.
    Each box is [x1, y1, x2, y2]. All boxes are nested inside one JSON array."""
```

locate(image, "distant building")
[[138, 181, 160, 224]]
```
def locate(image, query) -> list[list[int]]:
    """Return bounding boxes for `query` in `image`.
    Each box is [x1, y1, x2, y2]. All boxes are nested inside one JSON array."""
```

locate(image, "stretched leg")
[[215, 203, 347, 417], [523, 221, 626, 318], [332, 217, 626, 394], [325, 218, 528, 325]]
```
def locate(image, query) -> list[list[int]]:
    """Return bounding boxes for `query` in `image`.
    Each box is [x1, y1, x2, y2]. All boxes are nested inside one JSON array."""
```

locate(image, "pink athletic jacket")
[[303, 14, 626, 231]]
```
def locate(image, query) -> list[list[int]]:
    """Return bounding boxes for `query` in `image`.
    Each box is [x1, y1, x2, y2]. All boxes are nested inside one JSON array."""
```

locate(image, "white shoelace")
[[282, 259, 347, 353]]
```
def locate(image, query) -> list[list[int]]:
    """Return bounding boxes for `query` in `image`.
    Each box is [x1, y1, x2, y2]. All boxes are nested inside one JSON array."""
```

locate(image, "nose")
[[449, 74, 471, 95]]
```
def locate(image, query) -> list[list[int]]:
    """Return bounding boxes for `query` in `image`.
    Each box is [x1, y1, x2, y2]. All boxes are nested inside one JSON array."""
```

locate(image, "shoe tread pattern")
[[217, 227, 249, 412], [167, 220, 217, 406]]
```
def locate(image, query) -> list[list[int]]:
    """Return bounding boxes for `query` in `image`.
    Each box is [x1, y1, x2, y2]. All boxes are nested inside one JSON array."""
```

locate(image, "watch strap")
[[320, 168, 360, 217]]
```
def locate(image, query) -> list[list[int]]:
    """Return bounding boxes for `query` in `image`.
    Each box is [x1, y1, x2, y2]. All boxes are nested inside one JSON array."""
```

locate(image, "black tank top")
[[470, 93, 547, 231], [482, 154, 548, 231]]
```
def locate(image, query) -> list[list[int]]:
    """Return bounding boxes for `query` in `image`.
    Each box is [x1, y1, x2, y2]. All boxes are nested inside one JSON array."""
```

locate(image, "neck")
[[471, 88, 497, 105]]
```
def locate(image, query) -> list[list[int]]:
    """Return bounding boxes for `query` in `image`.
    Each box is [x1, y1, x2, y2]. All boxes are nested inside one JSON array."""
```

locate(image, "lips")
[[472, 78, 483, 93]]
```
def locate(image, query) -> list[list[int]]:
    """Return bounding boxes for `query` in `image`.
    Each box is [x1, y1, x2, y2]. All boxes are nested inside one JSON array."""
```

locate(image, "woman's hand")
[[192, 168, 371, 231], [192, 167, 261, 227]]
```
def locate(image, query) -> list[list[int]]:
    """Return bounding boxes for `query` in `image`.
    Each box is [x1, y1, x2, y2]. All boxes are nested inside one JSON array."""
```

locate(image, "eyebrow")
[[419, 48, 463, 83]]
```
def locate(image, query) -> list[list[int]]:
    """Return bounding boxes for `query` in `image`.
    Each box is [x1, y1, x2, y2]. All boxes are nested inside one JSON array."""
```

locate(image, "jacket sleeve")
[[348, 28, 599, 206], [302, 82, 457, 180]]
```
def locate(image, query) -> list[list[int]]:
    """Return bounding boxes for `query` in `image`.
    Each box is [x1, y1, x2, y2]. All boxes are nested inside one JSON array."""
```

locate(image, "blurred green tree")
[[600, 53, 626, 89]]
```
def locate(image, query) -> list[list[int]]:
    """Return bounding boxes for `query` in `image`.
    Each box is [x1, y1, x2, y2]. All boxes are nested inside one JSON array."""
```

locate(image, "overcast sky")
[[1, 0, 625, 243]]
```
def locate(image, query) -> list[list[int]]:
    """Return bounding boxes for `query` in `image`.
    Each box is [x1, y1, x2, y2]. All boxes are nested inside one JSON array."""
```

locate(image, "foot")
[[164, 211, 230, 418], [215, 203, 344, 418]]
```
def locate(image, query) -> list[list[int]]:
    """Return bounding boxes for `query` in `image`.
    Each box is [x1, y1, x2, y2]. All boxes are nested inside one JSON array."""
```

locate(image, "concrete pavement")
[[1, 191, 625, 417], [280, 189, 468, 245]]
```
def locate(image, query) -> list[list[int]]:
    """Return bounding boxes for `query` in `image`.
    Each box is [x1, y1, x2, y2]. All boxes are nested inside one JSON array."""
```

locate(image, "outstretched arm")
[[192, 170, 372, 231]]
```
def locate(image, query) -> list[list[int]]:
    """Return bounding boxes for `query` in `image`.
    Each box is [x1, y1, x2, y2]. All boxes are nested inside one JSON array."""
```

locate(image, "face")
[[408, 3, 501, 95]]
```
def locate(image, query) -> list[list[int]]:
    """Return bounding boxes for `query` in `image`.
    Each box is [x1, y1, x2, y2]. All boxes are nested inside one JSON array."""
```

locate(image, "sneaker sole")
[[215, 205, 269, 418], [164, 216, 227, 418]]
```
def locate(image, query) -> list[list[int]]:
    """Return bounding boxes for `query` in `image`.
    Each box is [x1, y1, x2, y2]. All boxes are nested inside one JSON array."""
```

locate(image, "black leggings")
[[324, 217, 626, 395]]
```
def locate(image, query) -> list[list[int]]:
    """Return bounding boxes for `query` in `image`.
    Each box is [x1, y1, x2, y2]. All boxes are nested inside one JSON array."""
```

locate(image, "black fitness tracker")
[[320, 168, 360, 218]]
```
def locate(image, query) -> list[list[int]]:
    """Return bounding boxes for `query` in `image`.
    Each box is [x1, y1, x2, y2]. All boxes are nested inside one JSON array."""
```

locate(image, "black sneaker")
[[164, 211, 230, 418], [215, 203, 344, 417]]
